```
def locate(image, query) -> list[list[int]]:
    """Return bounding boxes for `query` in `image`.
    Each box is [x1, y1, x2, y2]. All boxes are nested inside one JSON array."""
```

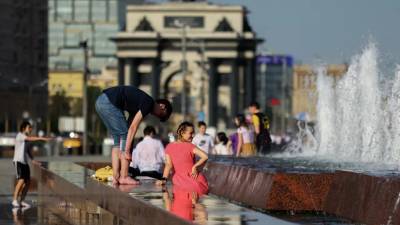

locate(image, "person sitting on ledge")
[[129, 126, 165, 180], [95, 85, 172, 185], [156, 122, 208, 195]]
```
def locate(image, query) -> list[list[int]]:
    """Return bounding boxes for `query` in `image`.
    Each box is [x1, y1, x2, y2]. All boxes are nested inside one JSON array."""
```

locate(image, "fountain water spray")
[[286, 42, 400, 165]]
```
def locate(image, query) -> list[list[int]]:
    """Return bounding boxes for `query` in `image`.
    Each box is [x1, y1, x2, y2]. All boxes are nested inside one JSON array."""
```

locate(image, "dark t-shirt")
[[103, 86, 154, 123]]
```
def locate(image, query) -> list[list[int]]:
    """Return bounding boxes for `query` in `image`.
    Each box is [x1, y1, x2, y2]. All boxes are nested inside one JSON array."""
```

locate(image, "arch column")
[[118, 58, 125, 85], [208, 58, 219, 127], [245, 58, 256, 107], [230, 59, 239, 121], [151, 58, 161, 99], [130, 58, 140, 87]]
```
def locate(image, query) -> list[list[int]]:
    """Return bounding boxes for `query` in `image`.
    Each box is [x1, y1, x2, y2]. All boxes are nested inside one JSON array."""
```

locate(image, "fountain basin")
[[204, 156, 400, 225]]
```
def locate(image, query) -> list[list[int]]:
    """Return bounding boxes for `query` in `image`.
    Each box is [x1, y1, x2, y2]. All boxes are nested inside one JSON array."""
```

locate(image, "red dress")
[[165, 142, 209, 195]]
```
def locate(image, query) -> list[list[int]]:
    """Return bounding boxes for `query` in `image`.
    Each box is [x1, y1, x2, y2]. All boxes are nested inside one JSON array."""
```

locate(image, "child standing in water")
[[156, 122, 208, 195]]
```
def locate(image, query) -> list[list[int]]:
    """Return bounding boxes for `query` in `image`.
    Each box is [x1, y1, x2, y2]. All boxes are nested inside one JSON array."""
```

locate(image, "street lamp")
[[174, 20, 188, 120], [79, 40, 89, 155]]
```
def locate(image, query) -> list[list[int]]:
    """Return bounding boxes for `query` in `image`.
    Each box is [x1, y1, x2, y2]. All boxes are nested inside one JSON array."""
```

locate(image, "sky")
[[211, 0, 400, 65], [157, 0, 400, 65]]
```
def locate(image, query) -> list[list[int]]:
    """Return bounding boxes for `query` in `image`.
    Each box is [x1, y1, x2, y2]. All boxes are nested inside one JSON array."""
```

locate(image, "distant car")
[[0, 133, 16, 147], [0, 133, 16, 157], [60, 131, 82, 155]]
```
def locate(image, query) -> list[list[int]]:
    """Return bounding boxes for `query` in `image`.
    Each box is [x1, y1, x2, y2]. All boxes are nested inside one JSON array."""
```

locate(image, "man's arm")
[[25, 136, 50, 142], [125, 111, 143, 154]]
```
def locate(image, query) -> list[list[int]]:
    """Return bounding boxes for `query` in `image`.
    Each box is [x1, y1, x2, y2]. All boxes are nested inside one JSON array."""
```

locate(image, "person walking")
[[95, 85, 172, 185]]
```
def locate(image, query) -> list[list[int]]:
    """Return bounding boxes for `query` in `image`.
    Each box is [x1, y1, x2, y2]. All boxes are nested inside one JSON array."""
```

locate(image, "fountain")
[[273, 42, 400, 173], [204, 42, 400, 225]]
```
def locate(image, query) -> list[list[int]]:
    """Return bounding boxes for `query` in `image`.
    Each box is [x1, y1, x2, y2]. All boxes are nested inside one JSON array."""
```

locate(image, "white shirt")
[[192, 133, 214, 154], [237, 127, 254, 144], [133, 136, 165, 172], [213, 143, 232, 155], [13, 132, 28, 164], [129, 148, 139, 168]]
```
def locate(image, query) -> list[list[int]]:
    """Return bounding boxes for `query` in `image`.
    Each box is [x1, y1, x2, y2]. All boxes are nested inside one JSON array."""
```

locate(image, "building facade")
[[0, 0, 48, 132], [48, 69, 118, 98], [256, 55, 293, 133], [292, 64, 347, 122], [112, 0, 262, 129], [48, 0, 144, 73]]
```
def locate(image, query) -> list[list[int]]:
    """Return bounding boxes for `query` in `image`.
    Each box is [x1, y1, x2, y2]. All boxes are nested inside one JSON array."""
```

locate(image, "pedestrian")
[[213, 132, 232, 155], [192, 121, 214, 154], [234, 114, 256, 157], [95, 85, 172, 185], [248, 102, 272, 155], [156, 122, 208, 195], [12, 121, 51, 208]]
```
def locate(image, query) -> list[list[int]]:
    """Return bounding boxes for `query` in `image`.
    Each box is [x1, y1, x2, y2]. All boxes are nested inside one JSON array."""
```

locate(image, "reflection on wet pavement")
[[125, 179, 295, 225], [2, 161, 358, 225], [38, 161, 297, 225]]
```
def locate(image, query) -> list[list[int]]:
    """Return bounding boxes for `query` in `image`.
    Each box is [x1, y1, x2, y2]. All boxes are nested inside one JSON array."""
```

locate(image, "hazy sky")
[[156, 0, 400, 65], [211, 0, 400, 65]]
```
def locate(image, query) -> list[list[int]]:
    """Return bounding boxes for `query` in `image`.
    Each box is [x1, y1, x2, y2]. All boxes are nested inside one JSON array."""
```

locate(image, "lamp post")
[[175, 21, 188, 120], [79, 40, 89, 155]]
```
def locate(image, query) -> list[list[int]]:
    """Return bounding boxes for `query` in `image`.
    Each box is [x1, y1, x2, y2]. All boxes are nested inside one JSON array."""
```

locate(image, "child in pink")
[[156, 121, 208, 195]]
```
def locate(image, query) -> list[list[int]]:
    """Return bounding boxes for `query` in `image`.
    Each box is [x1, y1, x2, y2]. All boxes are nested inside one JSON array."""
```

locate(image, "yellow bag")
[[93, 166, 113, 182]]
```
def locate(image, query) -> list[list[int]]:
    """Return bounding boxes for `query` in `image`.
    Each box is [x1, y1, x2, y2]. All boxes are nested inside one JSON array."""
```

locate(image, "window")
[[164, 16, 204, 28], [74, 0, 89, 22]]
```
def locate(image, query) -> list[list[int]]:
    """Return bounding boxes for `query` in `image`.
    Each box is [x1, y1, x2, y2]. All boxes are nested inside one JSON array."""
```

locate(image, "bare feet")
[[119, 176, 140, 185], [112, 173, 120, 185], [112, 177, 119, 185]]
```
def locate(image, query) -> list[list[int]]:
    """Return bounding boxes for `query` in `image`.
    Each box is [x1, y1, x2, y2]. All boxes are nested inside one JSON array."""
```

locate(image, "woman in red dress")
[[156, 121, 208, 195]]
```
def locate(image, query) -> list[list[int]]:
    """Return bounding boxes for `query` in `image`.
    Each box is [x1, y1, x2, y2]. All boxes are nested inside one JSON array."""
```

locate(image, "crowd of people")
[[11, 85, 274, 223], [190, 102, 272, 157]]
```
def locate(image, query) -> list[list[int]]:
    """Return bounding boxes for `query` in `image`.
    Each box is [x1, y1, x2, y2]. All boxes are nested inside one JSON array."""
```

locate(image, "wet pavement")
[[0, 157, 361, 225], [37, 161, 297, 225]]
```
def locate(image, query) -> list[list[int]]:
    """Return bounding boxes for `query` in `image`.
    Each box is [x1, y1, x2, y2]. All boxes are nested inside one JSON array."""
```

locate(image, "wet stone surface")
[[0, 160, 362, 225]]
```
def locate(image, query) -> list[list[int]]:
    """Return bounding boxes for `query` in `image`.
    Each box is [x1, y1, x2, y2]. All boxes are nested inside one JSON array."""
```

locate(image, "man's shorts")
[[14, 162, 30, 181], [95, 93, 128, 152]]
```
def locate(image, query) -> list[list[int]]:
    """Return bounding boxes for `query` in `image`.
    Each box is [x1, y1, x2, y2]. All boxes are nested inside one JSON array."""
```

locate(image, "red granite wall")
[[324, 171, 400, 225]]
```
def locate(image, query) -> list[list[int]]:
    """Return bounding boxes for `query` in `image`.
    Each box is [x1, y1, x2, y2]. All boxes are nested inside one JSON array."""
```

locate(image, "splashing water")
[[285, 42, 400, 166]]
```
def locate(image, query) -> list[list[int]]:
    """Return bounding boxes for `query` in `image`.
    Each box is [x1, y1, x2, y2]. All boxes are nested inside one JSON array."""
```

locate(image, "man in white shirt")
[[129, 126, 165, 179], [12, 121, 50, 208], [192, 121, 214, 154]]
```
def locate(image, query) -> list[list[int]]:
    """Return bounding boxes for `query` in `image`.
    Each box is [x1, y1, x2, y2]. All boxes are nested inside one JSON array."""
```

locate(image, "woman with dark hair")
[[234, 114, 256, 157], [213, 132, 232, 155]]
